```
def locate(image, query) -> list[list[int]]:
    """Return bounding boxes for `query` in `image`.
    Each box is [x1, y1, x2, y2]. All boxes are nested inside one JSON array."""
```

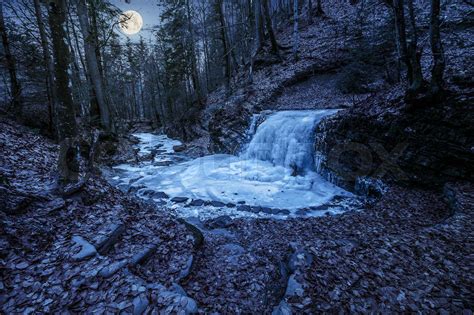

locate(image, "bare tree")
[[0, 1, 22, 115], [307, 0, 313, 23], [429, 0, 445, 96], [406, 0, 424, 94], [48, 0, 79, 184], [76, 0, 113, 131], [315, 0, 325, 16], [293, 0, 299, 60], [186, 0, 202, 105], [392, 0, 414, 86], [262, 0, 280, 57], [33, 0, 57, 135], [216, 0, 232, 90]]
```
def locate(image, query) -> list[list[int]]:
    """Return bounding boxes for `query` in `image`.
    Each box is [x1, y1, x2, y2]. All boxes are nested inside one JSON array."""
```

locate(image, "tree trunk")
[[392, 0, 413, 85], [34, 0, 57, 136], [48, 0, 79, 184], [262, 0, 280, 57], [76, 0, 112, 131], [216, 0, 232, 90], [254, 0, 264, 52], [430, 0, 445, 96], [89, 1, 104, 77], [315, 0, 325, 16], [406, 0, 423, 94], [186, 0, 202, 106], [307, 0, 313, 23], [292, 0, 299, 60], [0, 2, 22, 115]]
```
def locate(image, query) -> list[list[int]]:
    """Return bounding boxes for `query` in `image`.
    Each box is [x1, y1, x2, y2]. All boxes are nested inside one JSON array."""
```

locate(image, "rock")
[[71, 236, 97, 261], [206, 215, 233, 229], [219, 243, 245, 256], [250, 206, 262, 213], [141, 189, 156, 197], [157, 290, 198, 314], [278, 209, 291, 215], [173, 144, 186, 152], [309, 205, 329, 211], [95, 223, 125, 255], [285, 275, 304, 297], [261, 207, 273, 214], [288, 250, 313, 273], [153, 191, 170, 199], [171, 197, 189, 203], [132, 294, 149, 315], [237, 201, 246, 204], [177, 255, 194, 281], [226, 203, 236, 208], [45, 198, 66, 214], [177, 218, 204, 249], [16, 262, 29, 270], [171, 283, 188, 296], [189, 199, 205, 206], [99, 260, 128, 278], [130, 244, 158, 266], [128, 185, 146, 194], [295, 208, 308, 216], [210, 201, 226, 207], [237, 205, 251, 212], [272, 301, 293, 315]]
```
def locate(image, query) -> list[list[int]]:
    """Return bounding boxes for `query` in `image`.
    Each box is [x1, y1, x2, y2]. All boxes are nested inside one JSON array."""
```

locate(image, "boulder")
[[210, 201, 226, 207], [130, 244, 158, 266], [171, 197, 189, 203], [189, 199, 205, 206], [71, 236, 97, 261], [153, 191, 170, 199], [206, 215, 233, 229], [237, 205, 251, 212], [173, 144, 186, 152]]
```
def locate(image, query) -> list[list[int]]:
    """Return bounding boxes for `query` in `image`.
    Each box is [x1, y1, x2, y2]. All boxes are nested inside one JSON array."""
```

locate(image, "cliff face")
[[314, 91, 474, 192]]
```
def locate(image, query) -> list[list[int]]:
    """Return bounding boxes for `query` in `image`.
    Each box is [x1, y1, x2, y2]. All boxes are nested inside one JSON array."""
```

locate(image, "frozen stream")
[[109, 110, 357, 219]]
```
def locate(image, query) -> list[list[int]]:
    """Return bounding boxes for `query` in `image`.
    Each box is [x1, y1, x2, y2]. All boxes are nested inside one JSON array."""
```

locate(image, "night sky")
[[108, 0, 163, 41]]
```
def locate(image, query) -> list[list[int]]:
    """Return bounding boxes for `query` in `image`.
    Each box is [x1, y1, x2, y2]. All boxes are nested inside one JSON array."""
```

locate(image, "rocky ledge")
[[314, 90, 474, 192]]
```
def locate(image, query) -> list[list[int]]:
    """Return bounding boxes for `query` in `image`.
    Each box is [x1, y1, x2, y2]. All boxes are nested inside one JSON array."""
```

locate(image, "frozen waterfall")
[[111, 109, 351, 218], [242, 110, 338, 173]]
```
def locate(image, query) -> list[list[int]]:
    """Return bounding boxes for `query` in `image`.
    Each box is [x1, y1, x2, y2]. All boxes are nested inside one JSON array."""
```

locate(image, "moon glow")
[[119, 10, 143, 35]]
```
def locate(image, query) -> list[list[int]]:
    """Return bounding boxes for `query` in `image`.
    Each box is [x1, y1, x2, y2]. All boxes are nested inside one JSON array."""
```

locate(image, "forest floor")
[[1, 117, 473, 313]]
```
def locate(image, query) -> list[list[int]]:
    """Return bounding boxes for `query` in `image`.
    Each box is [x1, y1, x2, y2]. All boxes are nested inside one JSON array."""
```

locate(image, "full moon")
[[119, 10, 143, 35]]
